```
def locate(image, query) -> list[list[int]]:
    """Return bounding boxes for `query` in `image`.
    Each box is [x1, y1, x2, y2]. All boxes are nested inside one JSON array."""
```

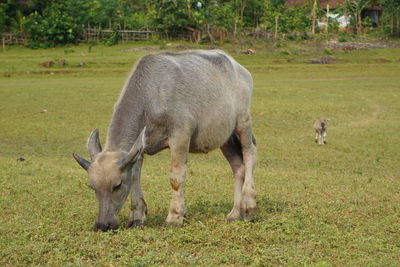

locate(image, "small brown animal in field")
[[77, 62, 85, 67], [314, 118, 330, 145], [59, 59, 67, 67], [41, 61, 54, 68]]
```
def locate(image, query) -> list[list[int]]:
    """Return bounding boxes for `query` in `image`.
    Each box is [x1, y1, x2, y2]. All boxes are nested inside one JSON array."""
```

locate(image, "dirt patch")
[[1, 70, 75, 76], [272, 59, 285, 64], [376, 58, 391, 63], [247, 66, 282, 71], [122, 47, 158, 52], [326, 41, 387, 50], [31, 70, 74, 75], [41, 61, 54, 68], [308, 56, 336, 64], [166, 43, 194, 50]]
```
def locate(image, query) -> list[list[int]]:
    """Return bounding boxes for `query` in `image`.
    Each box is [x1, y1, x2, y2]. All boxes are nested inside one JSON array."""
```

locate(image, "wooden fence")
[[1, 29, 154, 46], [80, 28, 153, 42], [1, 29, 278, 47], [1, 33, 27, 47]]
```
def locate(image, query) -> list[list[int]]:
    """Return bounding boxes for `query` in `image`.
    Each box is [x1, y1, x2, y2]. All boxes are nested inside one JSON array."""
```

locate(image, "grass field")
[[1, 41, 399, 266]]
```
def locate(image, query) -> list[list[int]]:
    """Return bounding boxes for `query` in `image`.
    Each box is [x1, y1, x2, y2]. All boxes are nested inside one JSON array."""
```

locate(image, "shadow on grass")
[[187, 196, 289, 222], [118, 197, 289, 228], [188, 198, 232, 217]]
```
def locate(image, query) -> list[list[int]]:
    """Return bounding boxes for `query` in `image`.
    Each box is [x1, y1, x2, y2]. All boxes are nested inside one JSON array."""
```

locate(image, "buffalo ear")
[[118, 127, 146, 170], [72, 153, 91, 171], [87, 129, 102, 161]]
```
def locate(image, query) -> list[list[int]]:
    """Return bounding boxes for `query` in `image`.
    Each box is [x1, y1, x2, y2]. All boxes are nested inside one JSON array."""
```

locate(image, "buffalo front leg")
[[165, 135, 190, 226], [236, 114, 257, 221], [128, 157, 147, 228], [221, 134, 245, 222], [318, 131, 324, 145]]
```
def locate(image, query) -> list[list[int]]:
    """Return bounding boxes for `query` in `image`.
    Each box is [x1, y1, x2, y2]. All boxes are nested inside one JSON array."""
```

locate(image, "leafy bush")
[[338, 36, 347, 42], [324, 48, 333, 55], [103, 30, 119, 46], [362, 16, 373, 28], [23, 3, 82, 48], [0, 3, 7, 32], [260, 3, 311, 34], [2, 0, 398, 48]]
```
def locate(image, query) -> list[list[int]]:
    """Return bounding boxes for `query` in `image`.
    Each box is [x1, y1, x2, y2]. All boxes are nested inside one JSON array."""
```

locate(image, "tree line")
[[0, 0, 399, 47]]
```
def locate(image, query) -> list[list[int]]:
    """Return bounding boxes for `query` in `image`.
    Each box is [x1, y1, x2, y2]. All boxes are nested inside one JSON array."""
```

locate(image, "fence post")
[[2, 37, 5, 52], [275, 15, 279, 39]]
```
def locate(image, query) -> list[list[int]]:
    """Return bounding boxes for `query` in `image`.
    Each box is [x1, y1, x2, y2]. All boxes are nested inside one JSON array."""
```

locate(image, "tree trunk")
[[207, 24, 215, 45], [326, 3, 330, 34], [187, 0, 191, 19], [357, 12, 362, 34], [240, 0, 248, 24], [233, 18, 237, 37], [311, 0, 317, 34], [392, 16, 395, 35]]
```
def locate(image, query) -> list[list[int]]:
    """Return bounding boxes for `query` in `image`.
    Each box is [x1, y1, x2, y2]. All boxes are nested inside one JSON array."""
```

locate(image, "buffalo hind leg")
[[165, 133, 190, 226], [221, 134, 245, 222], [236, 114, 257, 221], [127, 157, 148, 228]]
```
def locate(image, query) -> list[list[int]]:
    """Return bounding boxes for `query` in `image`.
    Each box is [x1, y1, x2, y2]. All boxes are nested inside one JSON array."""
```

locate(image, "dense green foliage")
[[22, 2, 84, 48], [1, 0, 399, 48], [0, 41, 399, 265], [380, 0, 400, 35], [261, 2, 311, 33]]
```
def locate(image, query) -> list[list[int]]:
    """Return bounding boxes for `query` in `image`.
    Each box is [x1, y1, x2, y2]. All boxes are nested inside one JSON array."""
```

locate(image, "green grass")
[[1, 41, 399, 266]]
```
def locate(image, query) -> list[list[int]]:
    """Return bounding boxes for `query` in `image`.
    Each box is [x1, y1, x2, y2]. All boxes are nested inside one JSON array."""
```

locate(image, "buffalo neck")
[[104, 78, 145, 152]]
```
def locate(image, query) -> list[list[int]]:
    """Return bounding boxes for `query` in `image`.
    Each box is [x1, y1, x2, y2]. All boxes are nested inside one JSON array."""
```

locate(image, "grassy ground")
[[0, 41, 399, 266]]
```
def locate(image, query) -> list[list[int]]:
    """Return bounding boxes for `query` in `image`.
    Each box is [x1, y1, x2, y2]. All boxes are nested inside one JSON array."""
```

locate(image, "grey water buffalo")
[[314, 118, 330, 145], [73, 50, 257, 231]]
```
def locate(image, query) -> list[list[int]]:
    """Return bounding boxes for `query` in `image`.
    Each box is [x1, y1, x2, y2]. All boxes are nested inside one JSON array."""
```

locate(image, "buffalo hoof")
[[241, 207, 257, 222], [226, 210, 241, 222], [127, 220, 144, 228]]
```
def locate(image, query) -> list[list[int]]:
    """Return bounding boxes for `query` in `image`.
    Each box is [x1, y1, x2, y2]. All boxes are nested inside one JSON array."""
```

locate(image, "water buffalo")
[[314, 118, 330, 145], [73, 50, 257, 231]]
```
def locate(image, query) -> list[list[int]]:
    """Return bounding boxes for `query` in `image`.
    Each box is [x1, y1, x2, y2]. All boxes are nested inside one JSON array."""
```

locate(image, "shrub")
[[324, 48, 333, 55], [103, 30, 119, 46], [23, 3, 83, 48], [338, 36, 347, 42]]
